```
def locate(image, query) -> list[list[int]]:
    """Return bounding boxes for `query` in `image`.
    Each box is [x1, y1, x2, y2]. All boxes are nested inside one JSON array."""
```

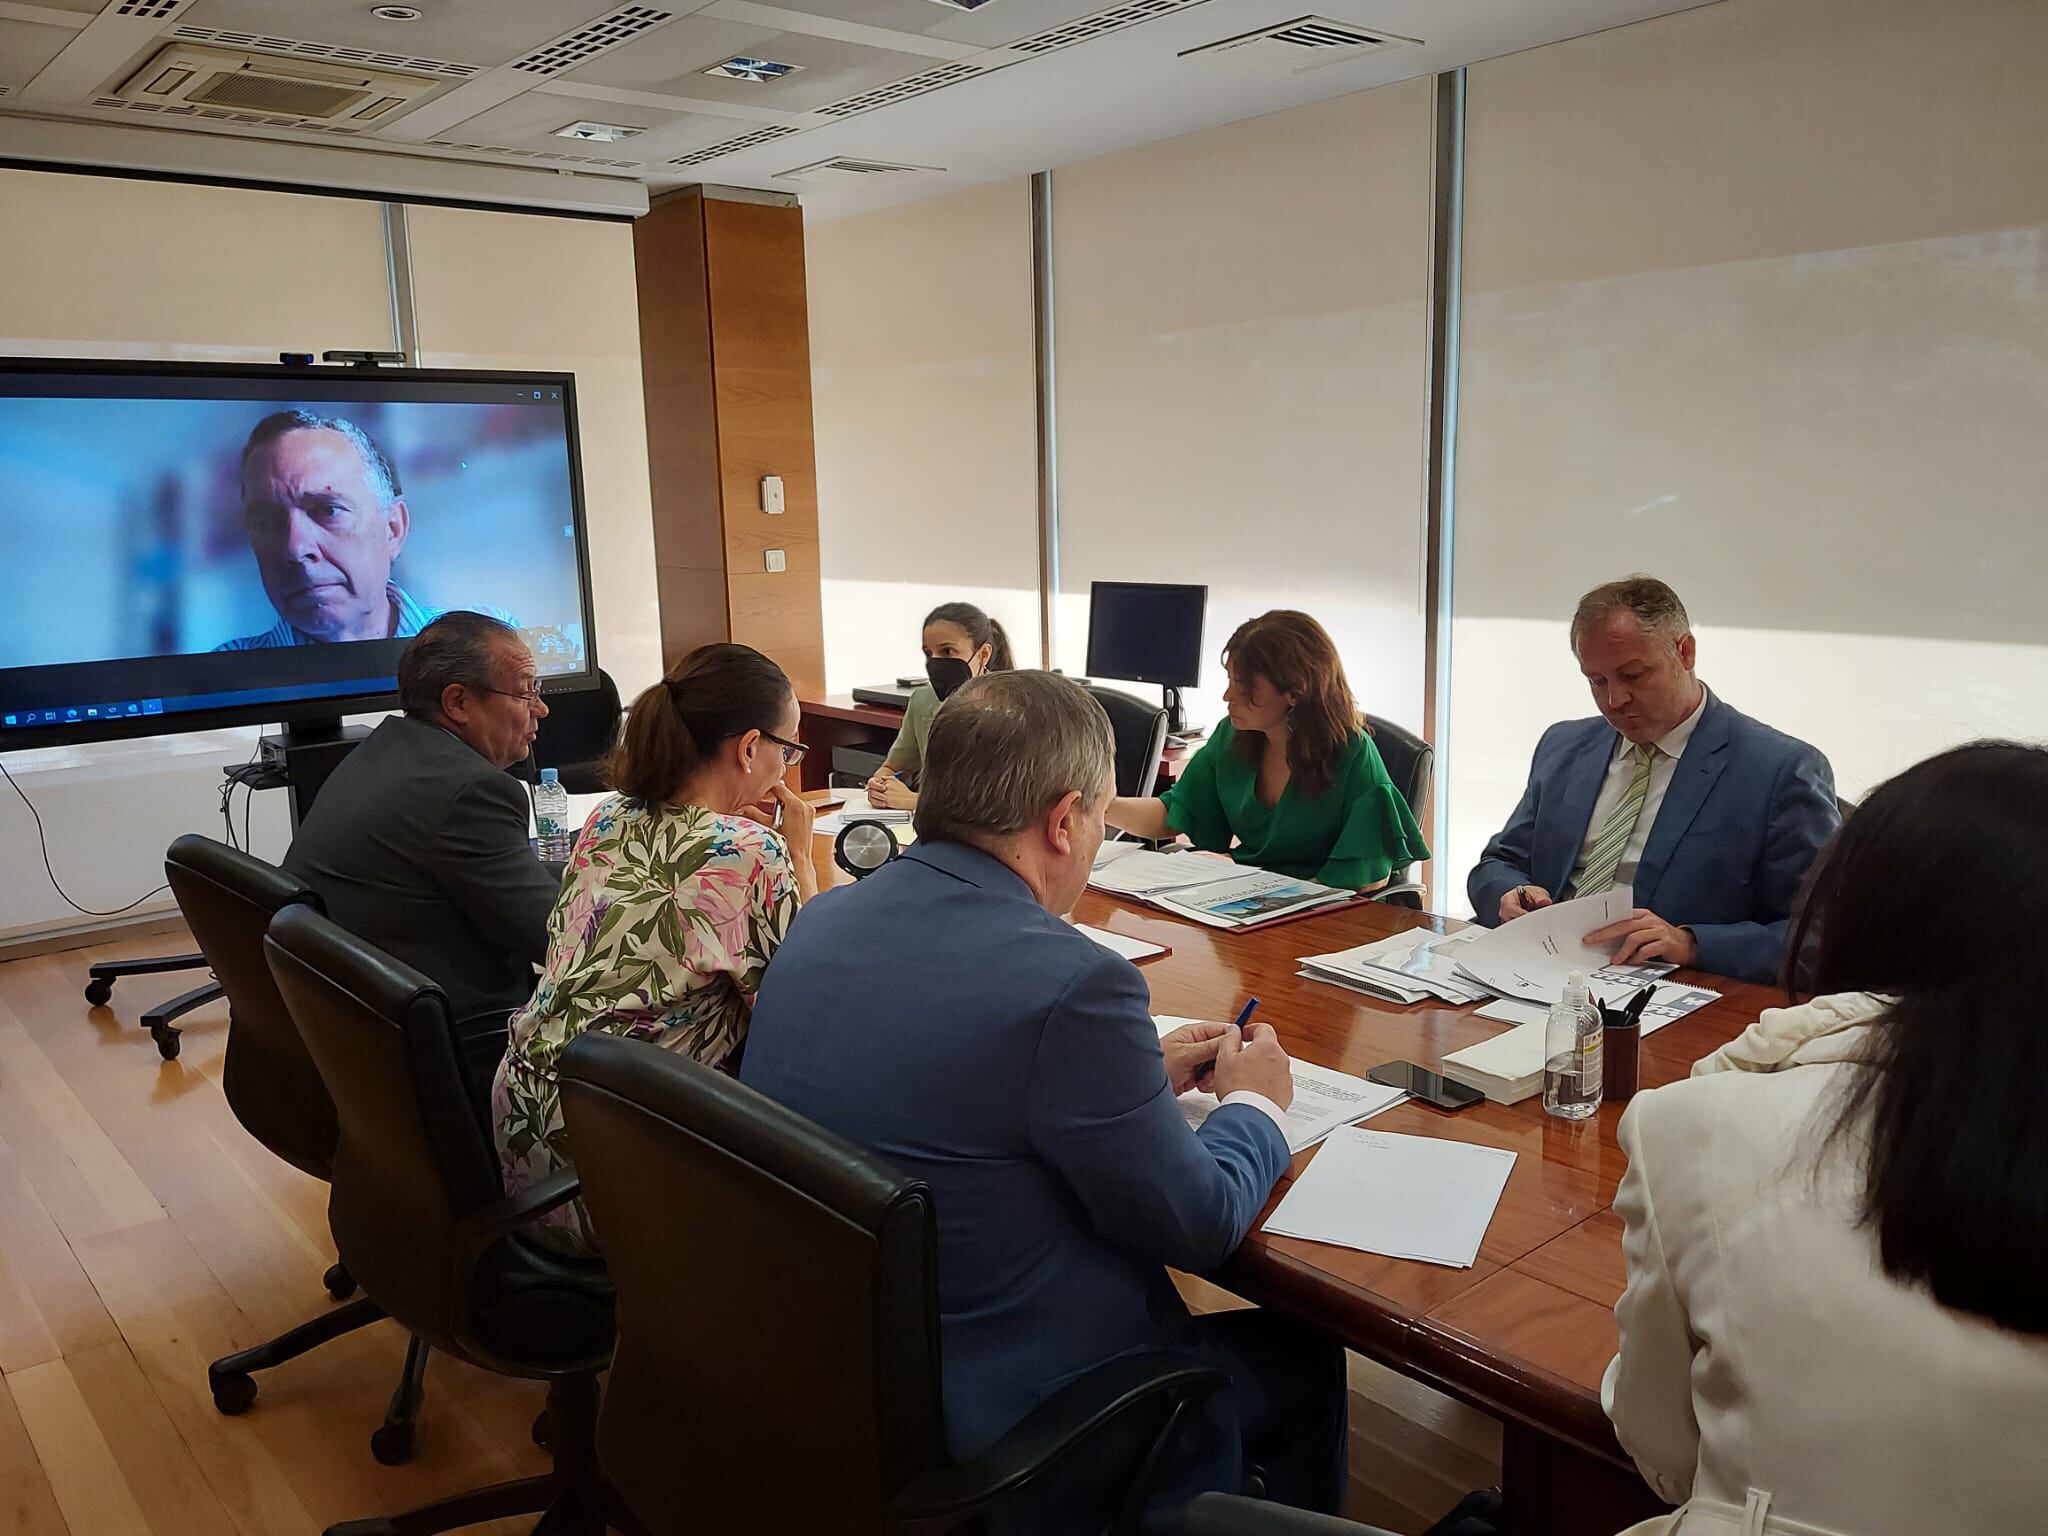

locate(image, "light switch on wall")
[[764, 549, 787, 573], [761, 475, 785, 514]]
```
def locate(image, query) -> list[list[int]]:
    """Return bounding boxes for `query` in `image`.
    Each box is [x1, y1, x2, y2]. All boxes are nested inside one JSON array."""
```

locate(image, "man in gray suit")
[[284, 611, 561, 1055], [741, 670, 1346, 1529]]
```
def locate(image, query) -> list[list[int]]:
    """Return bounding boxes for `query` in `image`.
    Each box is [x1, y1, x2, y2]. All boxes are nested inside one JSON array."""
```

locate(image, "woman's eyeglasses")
[[762, 730, 809, 766]]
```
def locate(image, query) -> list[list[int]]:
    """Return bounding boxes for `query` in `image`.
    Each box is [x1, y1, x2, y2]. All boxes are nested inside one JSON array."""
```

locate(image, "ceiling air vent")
[[168, 25, 479, 79], [666, 123, 800, 168], [1010, 0, 1209, 57], [1180, 16, 1417, 69], [778, 157, 941, 179], [814, 61, 984, 118], [114, 43, 440, 123], [511, 6, 674, 77]]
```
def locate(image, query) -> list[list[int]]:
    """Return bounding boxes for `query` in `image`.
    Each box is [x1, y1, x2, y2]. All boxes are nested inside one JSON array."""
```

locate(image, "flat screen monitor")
[[1085, 581, 1207, 689], [0, 358, 598, 750]]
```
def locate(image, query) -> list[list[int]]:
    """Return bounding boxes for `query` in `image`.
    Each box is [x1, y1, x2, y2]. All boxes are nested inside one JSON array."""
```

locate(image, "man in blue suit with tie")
[[1469, 576, 1840, 984], [741, 669, 1345, 1529]]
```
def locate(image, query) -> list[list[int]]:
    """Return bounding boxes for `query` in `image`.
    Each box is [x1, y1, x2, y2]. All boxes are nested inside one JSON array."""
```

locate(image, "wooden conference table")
[[811, 817, 1767, 1533]]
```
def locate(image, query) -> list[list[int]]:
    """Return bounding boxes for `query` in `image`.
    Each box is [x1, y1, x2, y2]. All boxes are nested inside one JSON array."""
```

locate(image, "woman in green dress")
[[491, 642, 818, 1252], [1105, 609, 1428, 892], [864, 600, 1014, 811]]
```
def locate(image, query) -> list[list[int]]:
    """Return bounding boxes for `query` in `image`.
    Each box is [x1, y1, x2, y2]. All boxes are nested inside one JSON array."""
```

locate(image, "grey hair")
[[241, 409, 403, 507], [398, 610, 519, 717], [1570, 575, 1692, 653], [914, 670, 1115, 845]]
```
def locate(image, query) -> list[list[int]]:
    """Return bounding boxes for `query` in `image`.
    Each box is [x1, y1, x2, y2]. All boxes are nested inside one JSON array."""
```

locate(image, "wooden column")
[[633, 187, 825, 697]]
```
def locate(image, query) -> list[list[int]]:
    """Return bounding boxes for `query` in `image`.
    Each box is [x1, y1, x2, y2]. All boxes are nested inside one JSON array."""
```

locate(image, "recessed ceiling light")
[[372, 5, 423, 19], [553, 120, 643, 143], [924, 0, 1002, 10], [703, 56, 802, 83]]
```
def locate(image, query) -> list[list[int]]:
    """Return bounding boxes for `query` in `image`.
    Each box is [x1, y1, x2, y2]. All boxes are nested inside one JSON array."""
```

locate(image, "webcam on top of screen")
[[322, 349, 408, 369]]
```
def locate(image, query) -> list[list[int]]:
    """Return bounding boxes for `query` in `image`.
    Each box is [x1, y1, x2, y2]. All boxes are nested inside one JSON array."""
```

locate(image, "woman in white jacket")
[[1603, 741, 2048, 1536]]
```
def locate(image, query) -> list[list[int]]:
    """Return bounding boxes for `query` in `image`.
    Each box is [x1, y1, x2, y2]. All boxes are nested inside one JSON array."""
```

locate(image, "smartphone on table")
[[1366, 1060, 1483, 1112]]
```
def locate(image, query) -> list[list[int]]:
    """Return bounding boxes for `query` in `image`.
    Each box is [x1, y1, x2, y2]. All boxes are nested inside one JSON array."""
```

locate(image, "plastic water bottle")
[[533, 768, 574, 862], [1542, 969, 1604, 1120]]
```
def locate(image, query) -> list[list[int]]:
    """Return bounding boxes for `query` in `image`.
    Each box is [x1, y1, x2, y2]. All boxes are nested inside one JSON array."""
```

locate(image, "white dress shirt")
[[1568, 686, 1708, 897]]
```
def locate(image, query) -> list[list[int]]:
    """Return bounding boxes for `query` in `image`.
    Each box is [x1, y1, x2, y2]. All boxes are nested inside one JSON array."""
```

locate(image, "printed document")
[[1153, 1017, 1406, 1153], [1261, 1127, 1517, 1268]]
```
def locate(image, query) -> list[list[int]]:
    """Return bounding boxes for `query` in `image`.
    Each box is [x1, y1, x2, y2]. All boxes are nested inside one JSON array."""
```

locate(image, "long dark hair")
[[610, 643, 793, 807], [1792, 740, 2048, 1336], [1224, 610, 1361, 800], [923, 601, 1013, 671]]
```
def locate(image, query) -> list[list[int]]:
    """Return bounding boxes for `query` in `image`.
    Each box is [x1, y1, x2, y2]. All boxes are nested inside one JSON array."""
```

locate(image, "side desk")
[[809, 825, 1759, 1535]]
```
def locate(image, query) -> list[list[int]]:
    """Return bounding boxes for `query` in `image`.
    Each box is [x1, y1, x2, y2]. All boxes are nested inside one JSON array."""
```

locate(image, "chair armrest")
[[887, 1350, 1226, 1533], [453, 1168, 583, 1251], [1169, 1492, 1394, 1535]]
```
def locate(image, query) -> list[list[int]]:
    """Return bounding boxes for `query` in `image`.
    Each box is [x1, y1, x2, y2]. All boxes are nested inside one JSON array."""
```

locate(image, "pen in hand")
[[1193, 996, 1259, 1090]]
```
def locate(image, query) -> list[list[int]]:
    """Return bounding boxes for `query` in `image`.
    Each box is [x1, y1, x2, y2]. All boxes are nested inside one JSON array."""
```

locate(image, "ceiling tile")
[[752, 0, 1128, 51], [0, 18, 76, 85], [19, 0, 104, 14], [443, 90, 743, 160], [176, 0, 621, 70], [566, 14, 938, 113]]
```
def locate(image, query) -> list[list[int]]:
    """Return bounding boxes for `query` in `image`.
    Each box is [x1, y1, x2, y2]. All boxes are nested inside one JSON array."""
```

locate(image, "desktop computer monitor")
[[0, 357, 598, 750], [1085, 581, 1207, 732]]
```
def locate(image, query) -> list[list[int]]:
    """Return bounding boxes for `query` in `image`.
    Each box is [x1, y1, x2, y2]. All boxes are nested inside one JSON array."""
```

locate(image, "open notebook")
[[1090, 846, 1358, 932]]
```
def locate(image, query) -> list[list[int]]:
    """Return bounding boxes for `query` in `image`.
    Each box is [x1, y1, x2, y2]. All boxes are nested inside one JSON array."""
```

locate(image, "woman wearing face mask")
[[866, 600, 1014, 810], [1105, 610, 1427, 892], [491, 642, 816, 1252]]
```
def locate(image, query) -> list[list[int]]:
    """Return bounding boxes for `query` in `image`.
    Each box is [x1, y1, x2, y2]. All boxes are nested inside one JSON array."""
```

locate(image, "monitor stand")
[[260, 716, 371, 828], [1162, 687, 1202, 739]]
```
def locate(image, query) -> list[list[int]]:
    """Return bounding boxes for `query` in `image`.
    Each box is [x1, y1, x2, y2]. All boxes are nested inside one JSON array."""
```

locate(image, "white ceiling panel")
[[174, 0, 616, 69], [0, 19, 78, 86], [15, 0, 103, 14], [566, 14, 942, 113], [749, 0, 1148, 50], [444, 89, 742, 161]]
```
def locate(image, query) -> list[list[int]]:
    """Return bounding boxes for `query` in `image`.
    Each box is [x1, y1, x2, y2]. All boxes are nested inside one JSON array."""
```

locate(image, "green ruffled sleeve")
[[1316, 736, 1431, 890], [1159, 732, 1234, 853]]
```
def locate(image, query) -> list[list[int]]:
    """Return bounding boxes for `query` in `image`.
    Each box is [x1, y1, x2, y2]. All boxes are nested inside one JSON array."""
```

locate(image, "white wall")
[[808, 178, 1041, 692], [0, 169, 655, 943]]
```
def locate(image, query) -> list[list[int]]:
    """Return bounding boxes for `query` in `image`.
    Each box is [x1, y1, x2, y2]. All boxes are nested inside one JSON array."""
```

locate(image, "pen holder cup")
[[1603, 1017, 1641, 1103]]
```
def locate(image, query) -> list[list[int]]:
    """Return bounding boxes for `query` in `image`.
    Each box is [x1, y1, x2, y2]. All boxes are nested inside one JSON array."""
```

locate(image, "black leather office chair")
[[1363, 715, 1433, 910], [1086, 685, 1170, 799], [265, 906, 618, 1536], [164, 835, 437, 1462], [523, 668, 623, 793], [556, 1031, 1227, 1535], [1170, 1494, 1398, 1535]]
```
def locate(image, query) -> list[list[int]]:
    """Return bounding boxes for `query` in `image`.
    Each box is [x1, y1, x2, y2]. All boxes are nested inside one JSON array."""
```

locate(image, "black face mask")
[[926, 656, 974, 701]]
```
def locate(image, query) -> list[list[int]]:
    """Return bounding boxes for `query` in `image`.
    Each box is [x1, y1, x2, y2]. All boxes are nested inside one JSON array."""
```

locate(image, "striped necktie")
[[1575, 744, 1656, 897]]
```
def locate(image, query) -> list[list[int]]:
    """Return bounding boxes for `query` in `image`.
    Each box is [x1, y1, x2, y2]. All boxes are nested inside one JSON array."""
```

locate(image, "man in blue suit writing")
[[1469, 576, 1840, 984], [741, 669, 1345, 1528]]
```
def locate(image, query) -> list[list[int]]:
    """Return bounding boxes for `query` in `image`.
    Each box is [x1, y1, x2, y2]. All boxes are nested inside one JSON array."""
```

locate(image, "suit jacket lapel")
[[1634, 693, 1731, 908], [1542, 729, 1617, 894]]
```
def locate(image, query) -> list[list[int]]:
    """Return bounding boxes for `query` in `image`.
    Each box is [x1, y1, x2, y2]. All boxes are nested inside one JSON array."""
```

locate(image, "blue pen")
[[1195, 997, 1260, 1089]]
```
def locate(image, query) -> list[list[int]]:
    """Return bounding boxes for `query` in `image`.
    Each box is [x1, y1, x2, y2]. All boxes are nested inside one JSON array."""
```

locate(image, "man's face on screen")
[[240, 428, 410, 642]]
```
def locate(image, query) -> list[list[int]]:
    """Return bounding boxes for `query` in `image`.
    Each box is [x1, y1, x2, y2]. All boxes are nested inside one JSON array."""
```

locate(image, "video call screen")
[[0, 362, 596, 742]]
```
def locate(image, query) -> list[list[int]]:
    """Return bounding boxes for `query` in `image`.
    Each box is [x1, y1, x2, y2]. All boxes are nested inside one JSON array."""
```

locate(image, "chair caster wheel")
[[210, 1370, 257, 1416], [152, 1025, 182, 1060], [370, 1421, 416, 1465], [323, 1263, 356, 1300], [85, 978, 113, 1007]]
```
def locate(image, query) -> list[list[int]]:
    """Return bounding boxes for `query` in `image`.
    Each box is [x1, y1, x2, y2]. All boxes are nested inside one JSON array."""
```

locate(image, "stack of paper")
[[1439, 1021, 1550, 1105], [1450, 888, 1642, 1003], [1262, 1127, 1517, 1268], [1089, 851, 1356, 931], [1077, 925, 1168, 963], [1152, 1017, 1406, 1153], [1473, 973, 1722, 1038], [1298, 928, 1491, 1006], [813, 805, 914, 837]]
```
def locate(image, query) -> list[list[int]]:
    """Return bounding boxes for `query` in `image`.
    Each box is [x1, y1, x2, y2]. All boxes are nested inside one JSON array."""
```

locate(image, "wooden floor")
[[0, 928, 1498, 1536]]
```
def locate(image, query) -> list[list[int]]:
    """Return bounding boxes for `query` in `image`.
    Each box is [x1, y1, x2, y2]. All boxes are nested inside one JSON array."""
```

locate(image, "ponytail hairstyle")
[[1224, 610, 1362, 800], [923, 601, 1013, 673], [610, 642, 794, 807], [1795, 740, 2048, 1337]]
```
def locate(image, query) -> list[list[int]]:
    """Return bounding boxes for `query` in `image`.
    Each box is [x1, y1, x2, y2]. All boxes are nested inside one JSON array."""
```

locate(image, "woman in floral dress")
[[492, 642, 818, 1251]]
